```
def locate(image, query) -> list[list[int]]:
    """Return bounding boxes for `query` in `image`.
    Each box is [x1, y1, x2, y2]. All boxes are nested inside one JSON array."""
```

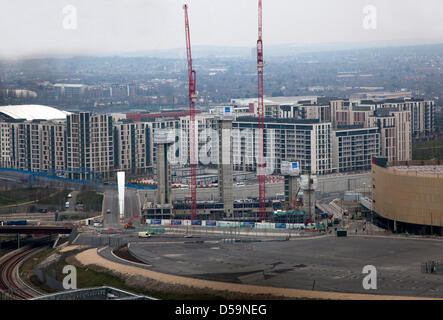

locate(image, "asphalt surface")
[[103, 188, 140, 227], [103, 190, 119, 227], [127, 235, 443, 298]]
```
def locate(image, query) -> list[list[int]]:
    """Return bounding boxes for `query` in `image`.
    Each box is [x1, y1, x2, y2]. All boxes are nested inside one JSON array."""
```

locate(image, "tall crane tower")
[[183, 4, 198, 220], [257, 0, 266, 221]]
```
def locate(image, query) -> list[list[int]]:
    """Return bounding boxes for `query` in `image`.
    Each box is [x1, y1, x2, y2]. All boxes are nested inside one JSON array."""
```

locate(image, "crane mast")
[[183, 4, 198, 220], [257, 0, 266, 221]]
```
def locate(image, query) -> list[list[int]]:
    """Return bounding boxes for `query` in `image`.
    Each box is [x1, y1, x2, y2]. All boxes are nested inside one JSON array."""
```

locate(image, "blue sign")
[[171, 220, 182, 225], [225, 106, 231, 113], [241, 222, 255, 228], [206, 221, 216, 226], [191, 220, 202, 226], [275, 223, 287, 229], [292, 162, 298, 168]]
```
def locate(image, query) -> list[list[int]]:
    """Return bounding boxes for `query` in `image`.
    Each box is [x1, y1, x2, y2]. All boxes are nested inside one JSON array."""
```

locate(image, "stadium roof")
[[0, 105, 70, 120]]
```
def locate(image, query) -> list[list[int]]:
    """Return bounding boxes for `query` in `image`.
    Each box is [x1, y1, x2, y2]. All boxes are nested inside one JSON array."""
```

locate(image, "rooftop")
[[231, 96, 319, 106], [235, 116, 320, 125], [389, 165, 443, 175], [53, 83, 85, 88], [0, 105, 70, 121]]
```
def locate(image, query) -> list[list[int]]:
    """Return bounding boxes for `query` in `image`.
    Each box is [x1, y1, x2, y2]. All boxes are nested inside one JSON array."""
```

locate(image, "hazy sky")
[[1, 0, 443, 58]]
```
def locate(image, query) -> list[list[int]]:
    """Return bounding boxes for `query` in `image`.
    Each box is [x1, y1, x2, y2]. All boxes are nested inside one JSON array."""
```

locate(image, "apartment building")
[[149, 117, 180, 166], [297, 105, 331, 122], [232, 117, 332, 175], [335, 106, 373, 128], [354, 98, 434, 138], [113, 121, 153, 175], [7, 120, 66, 173], [66, 113, 114, 180], [368, 109, 412, 162], [408, 100, 434, 137], [0, 122, 12, 167], [178, 113, 219, 166], [332, 127, 380, 173], [0, 100, 420, 179], [230, 96, 319, 119]]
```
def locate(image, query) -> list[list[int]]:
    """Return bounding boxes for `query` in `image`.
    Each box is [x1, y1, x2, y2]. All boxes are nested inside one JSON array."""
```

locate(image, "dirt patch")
[[112, 245, 147, 265], [59, 245, 87, 253]]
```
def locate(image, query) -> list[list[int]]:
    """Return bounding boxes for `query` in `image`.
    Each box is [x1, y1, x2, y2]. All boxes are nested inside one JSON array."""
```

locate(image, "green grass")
[[54, 262, 226, 300], [0, 187, 57, 206], [21, 248, 55, 273], [412, 138, 443, 160], [20, 248, 58, 293], [56, 236, 69, 247], [56, 261, 130, 289], [58, 215, 83, 221], [37, 189, 71, 206], [76, 191, 103, 212]]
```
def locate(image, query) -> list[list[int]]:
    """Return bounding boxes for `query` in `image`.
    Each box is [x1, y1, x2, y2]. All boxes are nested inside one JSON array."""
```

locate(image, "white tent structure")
[[0, 105, 70, 120]]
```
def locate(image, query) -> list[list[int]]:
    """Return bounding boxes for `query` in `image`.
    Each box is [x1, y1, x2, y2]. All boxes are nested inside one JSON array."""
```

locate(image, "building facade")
[[113, 121, 153, 175], [372, 159, 443, 234], [0, 95, 430, 181], [332, 127, 380, 172], [66, 113, 114, 180], [232, 117, 332, 175], [8, 120, 66, 173], [368, 109, 412, 162]]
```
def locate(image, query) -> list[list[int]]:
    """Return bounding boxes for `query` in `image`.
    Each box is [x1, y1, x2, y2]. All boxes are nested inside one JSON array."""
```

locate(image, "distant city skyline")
[[0, 0, 443, 58]]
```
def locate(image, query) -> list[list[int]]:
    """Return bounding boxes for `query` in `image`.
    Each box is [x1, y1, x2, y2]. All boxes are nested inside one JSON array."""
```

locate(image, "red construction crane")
[[124, 215, 142, 229], [183, 4, 198, 221], [257, 0, 266, 221]]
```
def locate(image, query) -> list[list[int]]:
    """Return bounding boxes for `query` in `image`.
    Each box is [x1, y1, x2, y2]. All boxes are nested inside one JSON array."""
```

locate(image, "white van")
[[65, 201, 70, 209], [138, 231, 151, 238]]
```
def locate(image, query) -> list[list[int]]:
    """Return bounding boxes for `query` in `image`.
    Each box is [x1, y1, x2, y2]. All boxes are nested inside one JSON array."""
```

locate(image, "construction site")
[[2, 1, 443, 302], [122, 2, 325, 228], [97, 1, 374, 233]]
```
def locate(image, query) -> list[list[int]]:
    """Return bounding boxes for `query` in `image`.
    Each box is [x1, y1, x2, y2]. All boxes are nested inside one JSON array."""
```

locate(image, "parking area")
[[127, 235, 443, 298]]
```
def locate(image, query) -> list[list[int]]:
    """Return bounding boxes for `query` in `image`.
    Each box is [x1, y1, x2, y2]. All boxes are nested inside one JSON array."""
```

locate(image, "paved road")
[[124, 189, 140, 224], [103, 188, 141, 228], [64, 190, 78, 212], [128, 235, 443, 298], [103, 190, 119, 227]]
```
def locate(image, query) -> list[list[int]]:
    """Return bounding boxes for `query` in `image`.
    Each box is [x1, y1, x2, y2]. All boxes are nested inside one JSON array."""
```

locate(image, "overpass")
[[359, 196, 372, 211], [0, 226, 73, 235], [316, 199, 343, 219]]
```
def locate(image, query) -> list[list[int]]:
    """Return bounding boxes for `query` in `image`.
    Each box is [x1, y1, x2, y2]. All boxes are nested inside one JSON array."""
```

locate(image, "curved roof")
[[0, 105, 70, 120]]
